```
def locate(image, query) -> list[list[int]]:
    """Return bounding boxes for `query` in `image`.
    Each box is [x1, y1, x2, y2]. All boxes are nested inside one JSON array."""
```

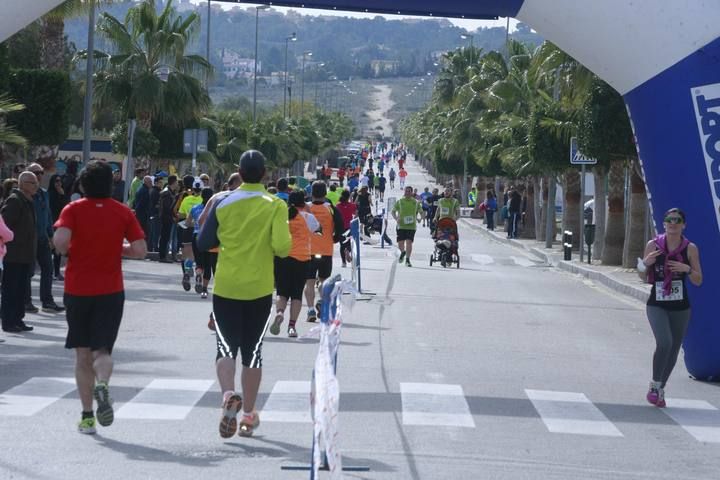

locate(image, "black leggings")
[[647, 305, 691, 387]]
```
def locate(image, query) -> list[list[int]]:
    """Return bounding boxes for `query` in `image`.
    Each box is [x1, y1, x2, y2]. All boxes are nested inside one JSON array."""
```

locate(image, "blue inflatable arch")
[[3, 0, 719, 379]]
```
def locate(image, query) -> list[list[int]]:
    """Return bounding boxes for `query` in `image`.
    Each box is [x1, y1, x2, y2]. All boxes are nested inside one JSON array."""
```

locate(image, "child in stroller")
[[363, 213, 393, 245], [430, 217, 459, 268]]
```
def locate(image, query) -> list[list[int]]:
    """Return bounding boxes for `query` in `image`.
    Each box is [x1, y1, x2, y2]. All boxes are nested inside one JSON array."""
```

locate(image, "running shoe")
[[77, 416, 96, 435], [288, 327, 298, 338], [405, 259, 412, 267], [41, 303, 65, 313], [270, 313, 283, 336], [238, 411, 260, 437], [93, 382, 114, 427], [24, 303, 39, 314], [398, 251, 406, 263], [307, 308, 317, 323], [646, 382, 659, 405], [655, 388, 666, 408], [194, 273, 203, 294], [182, 272, 191, 291], [219, 393, 242, 438], [200, 288, 208, 299]]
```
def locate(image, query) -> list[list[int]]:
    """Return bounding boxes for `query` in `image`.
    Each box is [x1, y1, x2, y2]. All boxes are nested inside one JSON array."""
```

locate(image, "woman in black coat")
[[48, 174, 68, 280]]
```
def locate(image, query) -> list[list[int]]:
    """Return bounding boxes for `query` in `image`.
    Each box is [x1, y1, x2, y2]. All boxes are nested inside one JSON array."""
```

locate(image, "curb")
[[460, 218, 650, 303]]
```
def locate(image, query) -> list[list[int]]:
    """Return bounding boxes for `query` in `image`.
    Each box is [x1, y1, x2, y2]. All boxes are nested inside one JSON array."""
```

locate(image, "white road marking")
[[401, 383, 475, 427], [663, 398, 720, 443], [525, 389, 623, 437], [115, 379, 214, 420], [261, 381, 312, 423], [471, 254, 494, 265], [0, 377, 76, 416], [510, 256, 536, 267]]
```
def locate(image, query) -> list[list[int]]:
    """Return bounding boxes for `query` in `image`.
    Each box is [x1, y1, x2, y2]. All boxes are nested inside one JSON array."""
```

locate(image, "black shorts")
[[275, 257, 309, 300], [64, 291, 125, 353], [213, 294, 273, 367], [179, 224, 194, 244], [306, 255, 333, 280], [396, 228, 416, 242]]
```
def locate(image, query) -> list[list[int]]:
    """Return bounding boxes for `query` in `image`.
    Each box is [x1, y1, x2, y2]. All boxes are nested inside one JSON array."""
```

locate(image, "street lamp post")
[[460, 33, 475, 63], [314, 62, 325, 109], [300, 51, 312, 118], [252, 5, 270, 126], [283, 32, 296, 119], [82, 1, 96, 166]]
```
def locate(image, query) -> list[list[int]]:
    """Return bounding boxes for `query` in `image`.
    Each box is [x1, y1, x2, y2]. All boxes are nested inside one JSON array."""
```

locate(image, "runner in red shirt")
[[54, 160, 147, 435]]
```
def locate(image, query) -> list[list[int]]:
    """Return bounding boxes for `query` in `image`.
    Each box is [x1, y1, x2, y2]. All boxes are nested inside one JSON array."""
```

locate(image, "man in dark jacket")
[[148, 176, 163, 252], [507, 186, 522, 239], [111, 169, 126, 203], [26, 164, 64, 314], [157, 175, 178, 262], [133, 176, 152, 241], [1, 172, 38, 332]]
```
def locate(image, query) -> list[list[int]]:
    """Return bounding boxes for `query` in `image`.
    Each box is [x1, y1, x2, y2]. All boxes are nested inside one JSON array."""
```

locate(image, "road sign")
[[183, 129, 208, 154], [570, 137, 597, 165]]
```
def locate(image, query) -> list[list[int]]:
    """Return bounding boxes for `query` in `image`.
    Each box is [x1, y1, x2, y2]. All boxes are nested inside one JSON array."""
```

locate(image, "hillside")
[[63, 0, 543, 84]]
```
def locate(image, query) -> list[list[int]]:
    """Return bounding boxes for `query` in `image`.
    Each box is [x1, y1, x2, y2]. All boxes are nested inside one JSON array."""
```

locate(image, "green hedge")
[[7, 69, 71, 146]]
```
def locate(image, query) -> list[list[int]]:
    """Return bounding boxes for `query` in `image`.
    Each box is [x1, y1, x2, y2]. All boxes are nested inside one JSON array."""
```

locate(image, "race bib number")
[[403, 216, 414, 225], [655, 281, 683, 302], [440, 207, 450, 215]]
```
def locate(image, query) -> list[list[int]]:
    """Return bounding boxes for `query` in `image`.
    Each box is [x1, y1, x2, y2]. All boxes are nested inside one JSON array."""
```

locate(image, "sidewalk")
[[460, 216, 651, 303], [405, 154, 650, 304]]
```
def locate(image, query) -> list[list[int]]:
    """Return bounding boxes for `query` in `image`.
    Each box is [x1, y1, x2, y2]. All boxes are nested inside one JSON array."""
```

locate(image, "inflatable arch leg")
[[518, 1, 720, 379]]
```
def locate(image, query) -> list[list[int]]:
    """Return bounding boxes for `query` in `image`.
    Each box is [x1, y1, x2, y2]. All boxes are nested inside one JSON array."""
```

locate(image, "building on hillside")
[[270, 72, 295, 87], [370, 60, 400, 77], [220, 48, 261, 80]]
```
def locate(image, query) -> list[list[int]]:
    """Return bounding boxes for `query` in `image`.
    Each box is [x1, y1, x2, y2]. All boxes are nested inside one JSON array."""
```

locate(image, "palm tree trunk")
[[622, 161, 648, 267], [534, 176, 544, 241], [40, 17, 65, 70], [592, 166, 607, 261], [563, 168, 581, 249], [544, 175, 557, 247], [601, 160, 625, 265], [522, 178, 536, 239]]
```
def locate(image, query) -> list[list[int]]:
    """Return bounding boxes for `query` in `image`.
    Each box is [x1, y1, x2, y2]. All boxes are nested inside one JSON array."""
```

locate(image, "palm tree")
[[88, 0, 212, 130], [0, 95, 27, 146], [40, 1, 118, 70]]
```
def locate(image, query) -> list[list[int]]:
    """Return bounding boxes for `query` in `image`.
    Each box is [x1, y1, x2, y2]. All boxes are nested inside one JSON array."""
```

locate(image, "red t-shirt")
[[335, 201, 357, 230], [54, 197, 145, 296]]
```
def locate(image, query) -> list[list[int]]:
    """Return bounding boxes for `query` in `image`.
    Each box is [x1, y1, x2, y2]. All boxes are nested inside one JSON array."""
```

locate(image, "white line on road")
[[525, 389, 623, 437], [663, 398, 720, 443], [261, 381, 311, 423], [471, 254, 494, 265], [401, 383, 475, 427], [115, 379, 214, 420], [0, 377, 76, 416]]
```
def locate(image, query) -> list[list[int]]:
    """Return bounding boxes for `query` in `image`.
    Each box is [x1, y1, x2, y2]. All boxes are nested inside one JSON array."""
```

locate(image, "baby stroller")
[[362, 213, 393, 245], [430, 218, 459, 268]]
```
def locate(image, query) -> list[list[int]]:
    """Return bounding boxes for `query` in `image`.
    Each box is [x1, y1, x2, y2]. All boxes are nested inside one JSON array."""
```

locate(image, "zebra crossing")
[[2, 376, 719, 443]]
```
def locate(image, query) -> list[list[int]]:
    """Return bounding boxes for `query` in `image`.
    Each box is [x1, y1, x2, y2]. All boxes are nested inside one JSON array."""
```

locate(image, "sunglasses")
[[664, 216, 684, 224]]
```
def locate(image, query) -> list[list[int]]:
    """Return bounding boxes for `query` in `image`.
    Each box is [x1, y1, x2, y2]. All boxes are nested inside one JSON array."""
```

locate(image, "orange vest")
[[309, 202, 334, 256], [288, 213, 313, 261]]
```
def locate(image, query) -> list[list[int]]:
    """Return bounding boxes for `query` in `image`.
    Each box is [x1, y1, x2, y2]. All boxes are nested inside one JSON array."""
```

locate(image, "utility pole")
[[82, 2, 96, 166], [283, 32, 296, 118], [252, 5, 270, 126]]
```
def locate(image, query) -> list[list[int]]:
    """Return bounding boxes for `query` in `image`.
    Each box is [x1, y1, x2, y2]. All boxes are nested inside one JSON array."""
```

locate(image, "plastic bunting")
[[309, 279, 356, 479]]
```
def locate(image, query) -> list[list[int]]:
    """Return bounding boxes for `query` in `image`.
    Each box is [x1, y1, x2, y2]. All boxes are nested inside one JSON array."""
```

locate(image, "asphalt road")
[[1, 158, 719, 480]]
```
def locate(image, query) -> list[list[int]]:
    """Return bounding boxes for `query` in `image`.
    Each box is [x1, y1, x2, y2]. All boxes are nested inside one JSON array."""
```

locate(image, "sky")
[[187, 1, 519, 33]]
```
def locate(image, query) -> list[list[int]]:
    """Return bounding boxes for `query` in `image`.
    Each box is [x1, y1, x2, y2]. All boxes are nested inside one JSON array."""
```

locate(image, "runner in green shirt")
[[435, 188, 460, 222], [392, 185, 423, 267]]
